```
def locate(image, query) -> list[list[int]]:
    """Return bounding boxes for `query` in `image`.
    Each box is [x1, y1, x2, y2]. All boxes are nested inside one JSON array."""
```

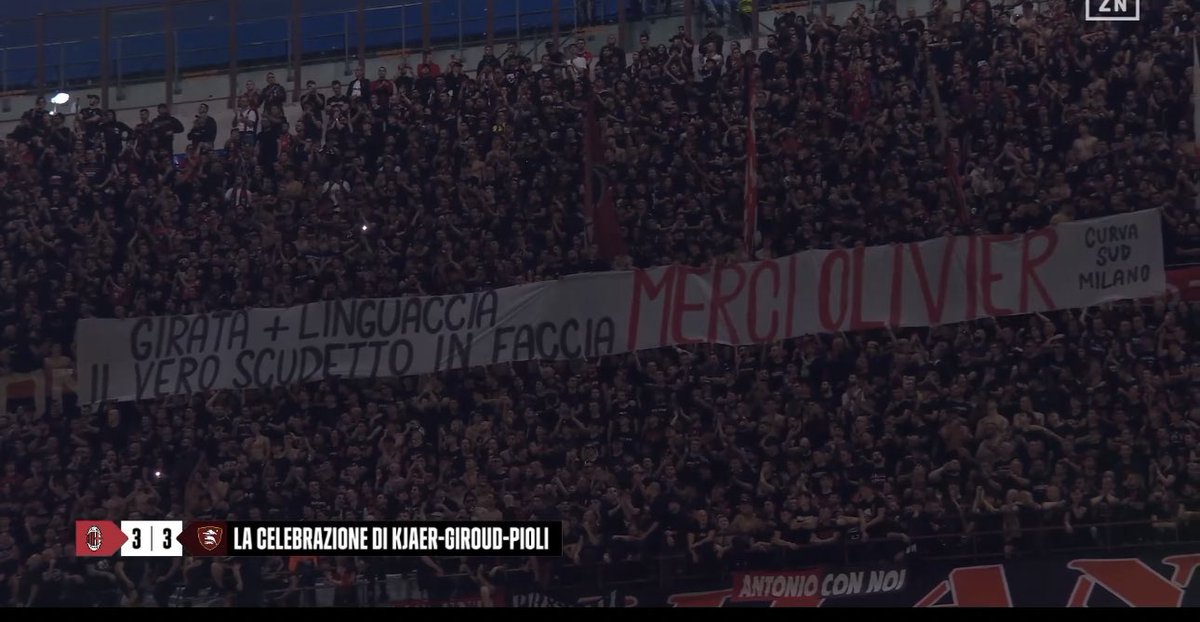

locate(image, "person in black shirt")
[[149, 557, 184, 607], [129, 107, 153, 152], [1, 320, 38, 373], [149, 104, 185, 154], [261, 72, 288, 109], [773, 509, 811, 563], [232, 557, 266, 606], [501, 42, 524, 71], [599, 34, 626, 73], [1064, 488, 1095, 547], [346, 66, 370, 102], [416, 555, 450, 601], [47, 113, 74, 153], [574, 509, 606, 565], [78, 94, 104, 141], [686, 508, 717, 566], [112, 559, 144, 605], [300, 80, 325, 117], [258, 103, 286, 167], [22, 96, 50, 136], [393, 65, 415, 94], [46, 549, 88, 606], [326, 81, 349, 119], [187, 103, 218, 149], [758, 34, 780, 80], [99, 110, 133, 161], [476, 44, 501, 74]]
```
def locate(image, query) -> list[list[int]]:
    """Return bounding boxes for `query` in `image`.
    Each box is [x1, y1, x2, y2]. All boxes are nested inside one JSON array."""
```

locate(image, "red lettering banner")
[[75, 211, 1166, 404]]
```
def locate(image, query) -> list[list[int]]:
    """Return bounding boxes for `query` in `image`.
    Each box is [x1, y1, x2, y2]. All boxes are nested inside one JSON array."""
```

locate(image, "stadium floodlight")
[[50, 92, 70, 105]]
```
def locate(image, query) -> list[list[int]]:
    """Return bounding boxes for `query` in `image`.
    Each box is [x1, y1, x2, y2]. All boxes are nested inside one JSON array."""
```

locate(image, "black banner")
[[392, 545, 1200, 608], [177, 520, 562, 557]]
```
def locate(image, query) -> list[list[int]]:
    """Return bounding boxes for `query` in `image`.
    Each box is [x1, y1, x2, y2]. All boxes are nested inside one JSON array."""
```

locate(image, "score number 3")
[[129, 527, 174, 549], [120, 521, 183, 557]]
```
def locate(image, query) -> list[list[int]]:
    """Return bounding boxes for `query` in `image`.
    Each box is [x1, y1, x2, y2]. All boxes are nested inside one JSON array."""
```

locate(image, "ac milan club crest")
[[85, 525, 103, 552], [197, 525, 224, 552]]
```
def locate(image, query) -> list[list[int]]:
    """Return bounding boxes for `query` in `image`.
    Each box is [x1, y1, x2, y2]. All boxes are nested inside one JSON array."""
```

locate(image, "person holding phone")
[[188, 103, 218, 150]]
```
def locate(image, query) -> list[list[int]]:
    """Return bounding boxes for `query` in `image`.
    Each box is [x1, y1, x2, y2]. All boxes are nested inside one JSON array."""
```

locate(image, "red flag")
[[592, 185, 624, 260], [583, 89, 626, 259], [743, 75, 759, 253], [943, 140, 968, 223], [1193, 35, 1199, 212], [925, 51, 968, 225], [582, 99, 599, 228]]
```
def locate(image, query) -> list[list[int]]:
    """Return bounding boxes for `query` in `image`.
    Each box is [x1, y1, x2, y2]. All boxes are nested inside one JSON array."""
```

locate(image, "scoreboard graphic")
[[75, 520, 562, 557]]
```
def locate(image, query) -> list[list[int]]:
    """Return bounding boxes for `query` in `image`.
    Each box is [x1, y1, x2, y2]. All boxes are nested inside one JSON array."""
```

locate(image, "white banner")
[[76, 210, 1165, 404]]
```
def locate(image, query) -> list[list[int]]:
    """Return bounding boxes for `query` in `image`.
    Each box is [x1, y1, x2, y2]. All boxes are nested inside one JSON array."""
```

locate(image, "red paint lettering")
[[670, 265, 709, 345], [747, 261, 780, 343], [1067, 558, 1186, 607], [1019, 228, 1057, 312], [627, 266, 676, 349], [818, 250, 851, 331], [914, 565, 1013, 607], [918, 554, 1200, 609], [850, 246, 884, 330], [909, 236, 958, 325], [708, 264, 746, 344], [980, 235, 1015, 317]]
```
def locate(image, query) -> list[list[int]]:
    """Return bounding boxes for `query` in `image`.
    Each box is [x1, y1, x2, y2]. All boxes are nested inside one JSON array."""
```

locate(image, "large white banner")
[[76, 210, 1165, 404]]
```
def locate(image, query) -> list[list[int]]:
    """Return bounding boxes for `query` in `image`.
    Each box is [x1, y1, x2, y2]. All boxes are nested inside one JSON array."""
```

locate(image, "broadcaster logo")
[[1085, 0, 1139, 21]]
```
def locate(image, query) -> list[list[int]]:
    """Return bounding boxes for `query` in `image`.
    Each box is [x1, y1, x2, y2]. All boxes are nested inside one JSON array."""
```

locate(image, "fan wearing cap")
[[79, 94, 104, 141]]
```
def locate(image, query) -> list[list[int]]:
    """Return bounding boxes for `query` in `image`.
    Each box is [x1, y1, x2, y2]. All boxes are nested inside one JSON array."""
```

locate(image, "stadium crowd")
[[2, 0, 1200, 607]]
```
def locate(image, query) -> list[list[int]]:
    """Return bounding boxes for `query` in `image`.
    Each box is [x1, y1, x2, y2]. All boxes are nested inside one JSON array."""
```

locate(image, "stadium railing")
[[0, 0, 812, 105]]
